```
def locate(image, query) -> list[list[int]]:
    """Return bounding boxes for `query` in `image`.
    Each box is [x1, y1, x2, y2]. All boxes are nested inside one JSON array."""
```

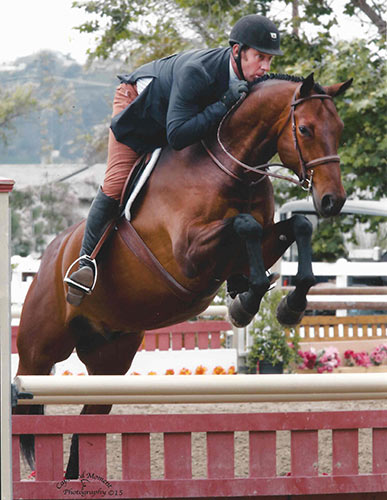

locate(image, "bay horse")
[[14, 72, 351, 478]]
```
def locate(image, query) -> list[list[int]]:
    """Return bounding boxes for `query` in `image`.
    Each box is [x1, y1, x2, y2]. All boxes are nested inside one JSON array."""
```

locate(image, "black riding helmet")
[[229, 14, 283, 80]]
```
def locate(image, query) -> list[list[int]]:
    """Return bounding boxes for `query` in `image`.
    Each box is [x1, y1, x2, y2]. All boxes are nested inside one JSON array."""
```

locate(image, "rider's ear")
[[299, 73, 315, 98], [323, 78, 353, 97]]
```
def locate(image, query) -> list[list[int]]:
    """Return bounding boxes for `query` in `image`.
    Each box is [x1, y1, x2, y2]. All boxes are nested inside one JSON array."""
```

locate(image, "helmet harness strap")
[[232, 43, 246, 81]]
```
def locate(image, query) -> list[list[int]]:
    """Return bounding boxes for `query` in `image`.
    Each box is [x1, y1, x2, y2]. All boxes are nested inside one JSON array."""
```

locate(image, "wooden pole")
[[14, 373, 387, 405], [0, 178, 14, 500]]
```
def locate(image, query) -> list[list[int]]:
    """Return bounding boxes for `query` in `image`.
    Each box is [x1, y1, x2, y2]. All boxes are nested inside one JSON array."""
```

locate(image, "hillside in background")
[[0, 51, 126, 163]]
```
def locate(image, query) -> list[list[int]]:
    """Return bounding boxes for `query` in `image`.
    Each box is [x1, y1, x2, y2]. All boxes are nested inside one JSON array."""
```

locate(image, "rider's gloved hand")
[[221, 80, 248, 109]]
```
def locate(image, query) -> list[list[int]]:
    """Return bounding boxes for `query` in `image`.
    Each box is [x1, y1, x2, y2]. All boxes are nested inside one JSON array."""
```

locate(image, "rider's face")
[[233, 46, 273, 82]]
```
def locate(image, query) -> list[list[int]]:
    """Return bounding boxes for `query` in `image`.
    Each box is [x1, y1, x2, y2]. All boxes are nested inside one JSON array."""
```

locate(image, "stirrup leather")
[[64, 255, 98, 294]]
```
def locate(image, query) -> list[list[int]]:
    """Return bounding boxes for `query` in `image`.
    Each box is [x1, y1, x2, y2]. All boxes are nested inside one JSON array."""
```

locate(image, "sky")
[[0, 0, 95, 64], [0, 0, 378, 65]]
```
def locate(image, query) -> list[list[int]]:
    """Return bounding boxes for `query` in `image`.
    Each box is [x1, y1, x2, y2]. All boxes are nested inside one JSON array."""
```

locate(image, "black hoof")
[[228, 295, 255, 328], [276, 295, 305, 326]]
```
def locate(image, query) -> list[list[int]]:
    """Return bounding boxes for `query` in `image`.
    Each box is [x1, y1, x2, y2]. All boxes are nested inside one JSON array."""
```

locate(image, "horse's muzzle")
[[317, 193, 346, 218]]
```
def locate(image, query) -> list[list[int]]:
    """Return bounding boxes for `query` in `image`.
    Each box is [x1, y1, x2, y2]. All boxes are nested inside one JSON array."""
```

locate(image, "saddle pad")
[[124, 147, 162, 221]]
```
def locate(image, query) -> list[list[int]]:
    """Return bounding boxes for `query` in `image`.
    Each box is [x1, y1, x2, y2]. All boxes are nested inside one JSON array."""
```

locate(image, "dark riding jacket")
[[110, 47, 231, 153]]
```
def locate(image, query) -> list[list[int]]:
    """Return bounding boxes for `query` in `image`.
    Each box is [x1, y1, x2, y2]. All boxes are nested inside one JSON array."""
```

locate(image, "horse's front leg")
[[276, 214, 316, 326], [228, 214, 271, 327]]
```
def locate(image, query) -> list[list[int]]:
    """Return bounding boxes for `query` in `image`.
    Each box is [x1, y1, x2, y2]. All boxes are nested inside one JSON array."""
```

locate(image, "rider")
[[65, 14, 283, 306]]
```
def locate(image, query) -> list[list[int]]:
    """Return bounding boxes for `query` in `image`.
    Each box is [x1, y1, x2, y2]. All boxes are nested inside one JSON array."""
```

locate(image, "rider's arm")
[[166, 63, 228, 150]]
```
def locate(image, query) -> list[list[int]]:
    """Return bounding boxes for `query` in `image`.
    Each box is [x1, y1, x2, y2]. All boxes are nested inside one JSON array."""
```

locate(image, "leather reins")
[[202, 83, 340, 190]]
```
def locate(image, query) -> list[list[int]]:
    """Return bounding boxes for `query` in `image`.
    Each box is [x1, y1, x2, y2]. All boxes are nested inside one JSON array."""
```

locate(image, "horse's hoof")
[[228, 295, 255, 328], [276, 296, 305, 326]]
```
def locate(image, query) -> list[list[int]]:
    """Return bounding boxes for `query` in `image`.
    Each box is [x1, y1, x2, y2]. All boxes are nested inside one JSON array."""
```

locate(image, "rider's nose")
[[261, 60, 271, 72]]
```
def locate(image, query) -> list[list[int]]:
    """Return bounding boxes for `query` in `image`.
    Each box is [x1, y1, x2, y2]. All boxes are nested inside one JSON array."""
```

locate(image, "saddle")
[[120, 148, 162, 220]]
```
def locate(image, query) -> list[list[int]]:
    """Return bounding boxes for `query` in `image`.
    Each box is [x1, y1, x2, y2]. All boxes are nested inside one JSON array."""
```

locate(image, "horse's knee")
[[291, 214, 313, 238], [233, 214, 263, 240]]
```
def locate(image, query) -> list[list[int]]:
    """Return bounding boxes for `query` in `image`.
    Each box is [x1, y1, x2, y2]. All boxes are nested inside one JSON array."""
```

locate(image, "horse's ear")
[[299, 73, 315, 98], [323, 78, 353, 98]]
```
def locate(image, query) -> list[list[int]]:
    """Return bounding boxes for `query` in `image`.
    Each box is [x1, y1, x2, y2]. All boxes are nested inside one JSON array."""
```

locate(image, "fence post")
[[0, 178, 15, 500], [336, 258, 348, 316]]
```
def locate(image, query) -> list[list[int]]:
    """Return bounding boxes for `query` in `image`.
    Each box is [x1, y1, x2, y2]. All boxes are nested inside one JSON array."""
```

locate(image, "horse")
[[13, 72, 352, 478]]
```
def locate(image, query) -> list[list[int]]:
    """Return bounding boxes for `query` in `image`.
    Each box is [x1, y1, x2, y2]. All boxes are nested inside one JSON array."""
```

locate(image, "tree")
[[73, 0, 385, 65], [72, 0, 386, 201], [11, 184, 81, 256], [0, 85, 37, 145]]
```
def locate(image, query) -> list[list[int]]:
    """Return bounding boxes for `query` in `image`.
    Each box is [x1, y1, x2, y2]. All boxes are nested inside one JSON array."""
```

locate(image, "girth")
[[117, 218, 219, 303]]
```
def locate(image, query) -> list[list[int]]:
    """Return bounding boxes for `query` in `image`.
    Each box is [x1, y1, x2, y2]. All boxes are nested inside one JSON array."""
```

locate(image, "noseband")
[[202, 84, 340, 190]]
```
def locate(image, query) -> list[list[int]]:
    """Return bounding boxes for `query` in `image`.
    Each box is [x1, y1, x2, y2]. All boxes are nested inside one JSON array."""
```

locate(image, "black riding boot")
[[64, 187, 120, 306]]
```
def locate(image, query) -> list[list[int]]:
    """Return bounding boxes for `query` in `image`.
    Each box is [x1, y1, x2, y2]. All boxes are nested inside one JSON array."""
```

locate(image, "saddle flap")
[[123, 148, 162, 220]]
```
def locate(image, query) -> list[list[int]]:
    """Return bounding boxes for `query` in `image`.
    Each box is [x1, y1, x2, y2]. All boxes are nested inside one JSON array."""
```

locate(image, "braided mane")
[[249, 73, 326, 94]]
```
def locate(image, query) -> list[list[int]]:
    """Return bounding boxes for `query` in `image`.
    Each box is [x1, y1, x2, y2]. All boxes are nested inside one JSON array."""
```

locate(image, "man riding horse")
[[65, 14, 283, 306]]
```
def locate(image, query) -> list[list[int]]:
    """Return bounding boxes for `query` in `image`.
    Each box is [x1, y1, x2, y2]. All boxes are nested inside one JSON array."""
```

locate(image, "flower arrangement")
[[344, 349, 371, 367], [370, 344, 387, 365], [212, 365, 226, 374], [247, 290, 300, 373], [127, 365, 236, 375], [298, 346, 341, 373]]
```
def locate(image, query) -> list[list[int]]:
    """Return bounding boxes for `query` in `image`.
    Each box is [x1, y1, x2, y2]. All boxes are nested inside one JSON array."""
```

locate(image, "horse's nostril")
[[321, 194, 335, 214], [321, 194, 345, 216]]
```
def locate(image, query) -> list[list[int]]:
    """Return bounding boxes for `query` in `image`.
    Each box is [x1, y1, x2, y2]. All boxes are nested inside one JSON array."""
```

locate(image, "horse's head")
[[276, 73, 352, 217]]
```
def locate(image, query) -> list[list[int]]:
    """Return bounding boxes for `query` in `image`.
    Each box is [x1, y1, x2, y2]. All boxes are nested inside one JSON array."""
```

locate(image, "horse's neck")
[[222, 83, 294, 164]]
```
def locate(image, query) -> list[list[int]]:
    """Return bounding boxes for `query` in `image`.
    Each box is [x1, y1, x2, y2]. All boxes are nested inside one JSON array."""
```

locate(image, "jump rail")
[[14, 373, 387, 404], [283, 285, 387, 311], [12, 409, 387, 499]]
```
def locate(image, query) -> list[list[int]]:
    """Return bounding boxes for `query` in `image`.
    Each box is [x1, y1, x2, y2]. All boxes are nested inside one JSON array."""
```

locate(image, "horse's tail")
[[18, 404, 45, 470]]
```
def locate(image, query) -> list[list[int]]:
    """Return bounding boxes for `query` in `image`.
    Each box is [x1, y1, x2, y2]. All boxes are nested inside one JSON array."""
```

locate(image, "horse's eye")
[[299, 125, 310, 136]]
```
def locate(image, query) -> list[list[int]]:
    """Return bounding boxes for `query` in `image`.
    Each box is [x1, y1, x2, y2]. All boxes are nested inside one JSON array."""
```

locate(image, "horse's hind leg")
[[13, 281, 77, 471], [65, 329, 144, 479], [275, 215, 316, 326]]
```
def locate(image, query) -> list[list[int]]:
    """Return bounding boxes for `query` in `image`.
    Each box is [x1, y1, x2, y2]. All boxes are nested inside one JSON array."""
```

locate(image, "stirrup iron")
[[64, 255, 98, 293]]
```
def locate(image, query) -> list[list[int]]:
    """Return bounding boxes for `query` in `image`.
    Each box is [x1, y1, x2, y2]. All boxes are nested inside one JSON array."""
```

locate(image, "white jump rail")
[[14, 373, 387, 405]]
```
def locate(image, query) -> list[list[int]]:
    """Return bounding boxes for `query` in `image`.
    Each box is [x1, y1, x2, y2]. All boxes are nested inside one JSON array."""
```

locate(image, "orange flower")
[[62, 370, 73, 376], [130, 372, 141, 376], [77, 372, 86, 376], [179, 367, 192, 375], [195, 365, 207, 375], [212, 366, 226, 375], [227, 365, 237, 374], [165, 369, 175, 375], [148, 371, 157, 375]]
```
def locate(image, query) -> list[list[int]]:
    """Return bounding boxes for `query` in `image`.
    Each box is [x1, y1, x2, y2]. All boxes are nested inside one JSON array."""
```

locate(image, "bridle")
[[202, 83, 340, 191]]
